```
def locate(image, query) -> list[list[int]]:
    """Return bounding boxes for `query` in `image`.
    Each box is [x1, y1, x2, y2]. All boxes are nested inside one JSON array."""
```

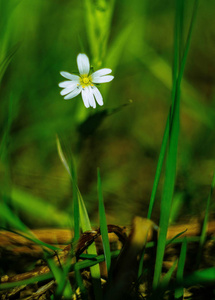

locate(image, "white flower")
[[59, 53, 114, 108]]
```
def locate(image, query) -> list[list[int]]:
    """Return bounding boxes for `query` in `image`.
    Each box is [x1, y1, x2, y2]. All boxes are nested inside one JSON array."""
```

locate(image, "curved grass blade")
[[196, 171, 215, 267], [147, 109, 171, 219], [174, 238, 187, 299], [150, 260, 178, 300], [56, 135, 79, 240], [0, 202, 61, 252], [97, 168, 111, 274], [56, 136, 102, 299], [46, 256, 73, 298], [10, 187, 70, 227]]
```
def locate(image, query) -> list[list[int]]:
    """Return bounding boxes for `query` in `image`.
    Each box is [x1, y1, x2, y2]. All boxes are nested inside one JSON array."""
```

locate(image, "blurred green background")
[[0, 0, 215, 228]]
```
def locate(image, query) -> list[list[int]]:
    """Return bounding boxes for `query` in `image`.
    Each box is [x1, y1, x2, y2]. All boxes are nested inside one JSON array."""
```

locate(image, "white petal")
[[92, 75, 114, 84], [60, 82, 78, 96], [81, 89, 90, 108], [83, 86, 96, 108], [59, 81, 73, 88], [88, 87, 96, 108], [92, 86, 103, 106], [60, 72, 80, 81], [77, 53, 90, 75], [60, 87, 72, 96], [64, 86, 82, 100], [91, 68, 112, 78]]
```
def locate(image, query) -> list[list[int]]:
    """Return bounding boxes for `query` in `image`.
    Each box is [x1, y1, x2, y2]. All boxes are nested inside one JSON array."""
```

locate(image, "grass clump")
[[1, 0, 215, 299]]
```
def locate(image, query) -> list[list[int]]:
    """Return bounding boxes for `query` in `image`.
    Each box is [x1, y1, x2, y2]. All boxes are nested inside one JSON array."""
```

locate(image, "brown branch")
[[0, 219, 214, 260]]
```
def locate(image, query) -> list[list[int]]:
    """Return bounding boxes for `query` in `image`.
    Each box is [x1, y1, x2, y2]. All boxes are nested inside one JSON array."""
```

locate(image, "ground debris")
[[0, 218, 215, 299]]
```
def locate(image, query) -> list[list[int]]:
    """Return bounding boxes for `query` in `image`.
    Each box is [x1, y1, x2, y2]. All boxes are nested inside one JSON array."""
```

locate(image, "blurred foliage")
[[0, 0, 215, 227]]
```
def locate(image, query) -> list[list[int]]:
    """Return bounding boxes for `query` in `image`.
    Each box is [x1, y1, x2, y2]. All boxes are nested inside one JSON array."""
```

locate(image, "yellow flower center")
[[80, 75, 93, 88], [83, 77, 89, 84]]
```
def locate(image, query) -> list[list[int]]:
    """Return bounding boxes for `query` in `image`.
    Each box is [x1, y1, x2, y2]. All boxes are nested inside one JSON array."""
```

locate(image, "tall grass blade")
[[56, 136, 102, 299], [174, 238, 187, 299], [147, 110, 171, 219], [153, 0, 199, 288], [84, 0, 99, 61], [196, 171, 215, 266], [56, 135, 79, 239], [71, 158, 80, 242], [97, 168, 111, 274]]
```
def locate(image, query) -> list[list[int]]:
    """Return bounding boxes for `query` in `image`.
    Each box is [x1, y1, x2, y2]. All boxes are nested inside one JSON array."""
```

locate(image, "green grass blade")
[[56, 135, 71, 177], [153, 0, 199, 289], [166, 229, 187, 246], [0, 273, 54, 290], [0, 43, 19, 83], [181, 267, 215, 287], [178, 0, 185, 67], [172, 0, 180, 101], [196, 171, 215, 266], [178, 0, 199, 85], [78, 189, 102, 300], [56, 136, 102, 299], [169, 193, 184, 225], [56, 136, 79, 240], [97, 168, 111, 274], [174, 238, 187, 299], [46, 257, 73, 298], [153, 266, 215, 296], [153, 2, 182, 287], [10, 187, 70, 227], [0, 94, 14, 159], [84, 0, 98, 61], [74, 265, 88, 299], [0, 250, 121, 291], [0, 202, 60, 252], [160, 260, 178, 289], [154, 266, 215, 296], [151, 260, 178, 300], [70, 158, 80, 242], [102, 24, 132, 99], [147, 110, 170, 219]]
